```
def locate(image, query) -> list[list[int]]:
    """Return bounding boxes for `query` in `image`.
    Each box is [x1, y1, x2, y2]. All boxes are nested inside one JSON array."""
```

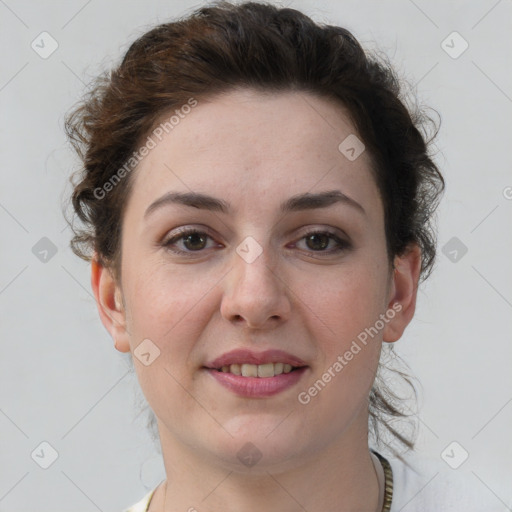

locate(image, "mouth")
[[203, 349, 309, 398], [213, 362, 302, 377]]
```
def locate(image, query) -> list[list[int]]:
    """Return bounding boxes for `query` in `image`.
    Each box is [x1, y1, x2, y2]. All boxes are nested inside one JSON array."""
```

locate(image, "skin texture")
[[91, 88, 421, 511]]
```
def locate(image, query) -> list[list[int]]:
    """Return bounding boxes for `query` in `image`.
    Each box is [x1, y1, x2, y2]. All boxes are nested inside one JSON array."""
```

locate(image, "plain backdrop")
[[1, 0, 511, 510]]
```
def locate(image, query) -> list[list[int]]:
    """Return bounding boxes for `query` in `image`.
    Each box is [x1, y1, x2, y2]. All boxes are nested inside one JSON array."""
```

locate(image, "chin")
[[223, 412, 299, 438], [206, 417, 308, 471]]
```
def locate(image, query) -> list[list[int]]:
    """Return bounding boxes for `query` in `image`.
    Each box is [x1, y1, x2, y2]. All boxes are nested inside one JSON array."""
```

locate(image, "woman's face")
[[94, 88, 418, 471]]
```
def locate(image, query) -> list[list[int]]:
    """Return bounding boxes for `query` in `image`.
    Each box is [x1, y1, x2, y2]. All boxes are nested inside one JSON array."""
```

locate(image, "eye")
[[161, 227, 351, 257], [294, 229, 351, 254], [162, 228, 218, 255]]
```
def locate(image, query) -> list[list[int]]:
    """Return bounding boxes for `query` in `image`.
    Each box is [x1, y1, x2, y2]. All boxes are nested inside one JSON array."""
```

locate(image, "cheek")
[[294, 266, 385, 423], [123, 261, 221, 364], [297, 261, 389, 350], [124, 265, 216, 418], [126, 255, 203, 323]]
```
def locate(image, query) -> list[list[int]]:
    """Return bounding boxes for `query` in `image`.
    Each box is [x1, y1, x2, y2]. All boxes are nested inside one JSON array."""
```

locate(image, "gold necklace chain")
[[156, 452, 393, 512], [372, 450, 394, 512]]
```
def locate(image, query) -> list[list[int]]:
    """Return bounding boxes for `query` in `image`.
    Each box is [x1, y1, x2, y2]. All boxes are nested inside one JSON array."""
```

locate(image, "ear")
[[382, 243, 422, 343], [90, 253, 131, 352]]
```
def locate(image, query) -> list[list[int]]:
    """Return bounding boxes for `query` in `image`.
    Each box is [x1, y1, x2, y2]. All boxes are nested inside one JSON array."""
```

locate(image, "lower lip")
[[205, 367, 308, 398]]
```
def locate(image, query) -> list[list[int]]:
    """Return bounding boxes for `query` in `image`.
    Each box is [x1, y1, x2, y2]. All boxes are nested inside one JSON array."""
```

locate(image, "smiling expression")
[[96, 87, 415, 471]]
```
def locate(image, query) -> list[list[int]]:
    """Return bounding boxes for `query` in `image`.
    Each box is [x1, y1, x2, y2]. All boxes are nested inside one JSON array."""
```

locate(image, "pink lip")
[[204, 349, 307, 369], [205, 367, 308, 398]]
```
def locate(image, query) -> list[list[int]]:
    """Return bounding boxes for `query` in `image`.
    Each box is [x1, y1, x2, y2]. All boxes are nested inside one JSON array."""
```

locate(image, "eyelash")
[[161, 227, 351, 256]]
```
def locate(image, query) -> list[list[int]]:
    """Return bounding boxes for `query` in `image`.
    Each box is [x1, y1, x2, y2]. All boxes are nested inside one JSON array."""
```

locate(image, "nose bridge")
[[236, 237, 277, 288], [220, 235, 290, 327]]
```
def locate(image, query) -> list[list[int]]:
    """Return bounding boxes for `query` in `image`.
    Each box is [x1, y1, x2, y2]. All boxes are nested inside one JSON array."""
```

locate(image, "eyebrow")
[[144, 189, 365, 219]]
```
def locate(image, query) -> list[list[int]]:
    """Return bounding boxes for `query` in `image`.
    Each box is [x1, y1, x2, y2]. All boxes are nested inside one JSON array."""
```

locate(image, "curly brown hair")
[[64, 0, 444, 459]]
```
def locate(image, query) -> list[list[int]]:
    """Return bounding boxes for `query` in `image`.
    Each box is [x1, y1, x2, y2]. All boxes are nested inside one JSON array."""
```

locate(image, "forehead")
[[127, 88, 381, 219]]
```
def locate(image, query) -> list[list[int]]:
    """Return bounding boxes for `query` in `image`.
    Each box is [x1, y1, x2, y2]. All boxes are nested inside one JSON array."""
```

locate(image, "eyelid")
[[292, 223, 351, 241], [161, 225, 347, 244], [161, 224, 215, 242], [291, 227, 351, 252], [161, 224, 352, 257], [293, 224, 348, 239], [161, 226, 219, 249]]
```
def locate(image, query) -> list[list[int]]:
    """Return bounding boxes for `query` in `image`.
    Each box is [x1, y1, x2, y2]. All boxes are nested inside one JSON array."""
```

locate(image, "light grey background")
[[1, 0, 511, 510]]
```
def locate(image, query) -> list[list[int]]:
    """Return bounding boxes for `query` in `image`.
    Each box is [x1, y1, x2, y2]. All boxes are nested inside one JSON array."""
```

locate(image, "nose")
[[220, 241, 291, 330]]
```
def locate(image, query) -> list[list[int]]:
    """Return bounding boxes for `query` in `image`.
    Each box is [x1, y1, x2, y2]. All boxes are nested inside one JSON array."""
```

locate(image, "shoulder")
[[385, 450, 511, 512], [122, 485, 158, 512]]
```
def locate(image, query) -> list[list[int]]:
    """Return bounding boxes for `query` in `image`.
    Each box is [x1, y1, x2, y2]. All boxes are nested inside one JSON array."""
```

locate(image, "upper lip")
[[204, 349, 307, 369]]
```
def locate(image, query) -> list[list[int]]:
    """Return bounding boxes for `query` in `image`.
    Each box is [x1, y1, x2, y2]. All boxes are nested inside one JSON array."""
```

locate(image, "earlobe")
[[382, 244, 422, 343], [90, 253, 131, 353]]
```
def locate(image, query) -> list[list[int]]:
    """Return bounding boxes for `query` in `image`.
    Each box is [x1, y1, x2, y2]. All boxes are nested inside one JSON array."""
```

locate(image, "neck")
[[152, 414, 382, 512]]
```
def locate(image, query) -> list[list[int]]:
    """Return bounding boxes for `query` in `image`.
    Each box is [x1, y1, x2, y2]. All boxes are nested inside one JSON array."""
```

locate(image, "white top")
[[123, 450, 511, 511], [388, 450, 511, 511]]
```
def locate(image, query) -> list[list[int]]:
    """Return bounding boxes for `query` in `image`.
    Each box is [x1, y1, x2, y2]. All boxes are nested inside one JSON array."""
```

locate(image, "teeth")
[[230, 363, 241, 375], [257, 363, 274, 377], [218, 362, 298, 377], [241, 364, 258, 377]]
